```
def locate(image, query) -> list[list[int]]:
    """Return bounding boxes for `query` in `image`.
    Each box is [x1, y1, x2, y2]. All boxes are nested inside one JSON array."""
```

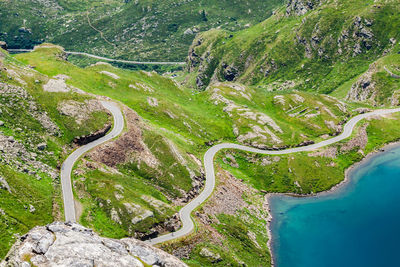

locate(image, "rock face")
[[73, 123, 112, 146], [346, 63, 377, 103], [286, 0, 323, 16], [0, 222, 187, 267]]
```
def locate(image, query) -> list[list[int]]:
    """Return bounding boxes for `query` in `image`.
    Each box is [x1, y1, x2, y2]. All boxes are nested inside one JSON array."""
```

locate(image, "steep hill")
[[1, 1, 400, 265], [0, 46, 111, 258], [188, 0, 400, 104], [0, 0, 284, 61], [6, 44, 400, 266]]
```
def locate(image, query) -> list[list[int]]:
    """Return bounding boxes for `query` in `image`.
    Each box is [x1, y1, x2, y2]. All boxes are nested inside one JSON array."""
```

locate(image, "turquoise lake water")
[[270, 145, 400, 267]]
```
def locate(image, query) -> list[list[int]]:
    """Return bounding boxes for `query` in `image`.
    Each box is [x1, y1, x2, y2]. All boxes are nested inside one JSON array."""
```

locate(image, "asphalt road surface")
[[60, 101, 124, 222], [8, 49, 185, 65], [146, 107, 400, 244], [59, 101, 400, 242]]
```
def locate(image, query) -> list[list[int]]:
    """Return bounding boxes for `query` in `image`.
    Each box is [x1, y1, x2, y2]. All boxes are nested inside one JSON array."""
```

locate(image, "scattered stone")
[[1, 83, 60, 135], [309, 147, 337, 159], [184, 28, 194, 35], [37, 143, 47, 151], [89, 107, 159, 169], [29, 205, 36, 213], [341, 124, 368, 152], [147, 97, 159, 107], [0, 176, 11, 193], [0, 133, 57, 179], [354, 108, 372, 114], [199, 247, 221, 262], [100, 71, 120, 80], [58, 99, 105, 125], [202, 171, 248, 219]]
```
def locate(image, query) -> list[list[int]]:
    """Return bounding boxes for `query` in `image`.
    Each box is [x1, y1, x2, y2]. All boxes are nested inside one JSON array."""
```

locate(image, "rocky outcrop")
[[340, 123, 368, 152], [0, 83, 59, 179], [0, 41, 7, 50], [73, 123, 112, 146], [58, 99, 105, 125], [0, 83, 60, 135], [337, 16, 375, 57], [221, 63, 239, 81], [0, 176, 11, 193], [1, 222, 187, 267], [43, 74, 85, 94], [187, 38, 203, 73], [137, 213, 182, 241], [346, 63, 377, 102], [286, 0, 323, 16], [187, 33, 226, 90]]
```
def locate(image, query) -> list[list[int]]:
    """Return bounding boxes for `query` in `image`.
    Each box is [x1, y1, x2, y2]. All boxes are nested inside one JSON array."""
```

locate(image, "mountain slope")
[[0, 47, 111, 258], [1, 1, 400, 265], [0, 0, 284, 61], [188, 0, 400, 102], [2, 39, 400, 266]]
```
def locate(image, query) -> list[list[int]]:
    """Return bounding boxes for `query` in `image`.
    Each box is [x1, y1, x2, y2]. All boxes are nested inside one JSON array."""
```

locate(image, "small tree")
[[201, 10, 208, 22]]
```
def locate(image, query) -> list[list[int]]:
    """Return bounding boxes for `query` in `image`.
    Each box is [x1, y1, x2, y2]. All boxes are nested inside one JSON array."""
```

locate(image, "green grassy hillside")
[[1, 0, 400, 265], [2, 41, 400, 265], [0, 48, 110, 258], [0, 0, 284, 61], [188, 0, 400, 103]]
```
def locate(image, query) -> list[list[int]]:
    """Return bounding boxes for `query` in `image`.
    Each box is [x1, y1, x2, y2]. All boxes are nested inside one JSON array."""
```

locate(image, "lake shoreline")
[[265, 140, 400, 267]]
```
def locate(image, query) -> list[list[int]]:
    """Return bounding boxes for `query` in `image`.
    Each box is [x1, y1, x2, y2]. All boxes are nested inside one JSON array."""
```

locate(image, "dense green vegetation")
[[14, 45, 357, 150], [0, 0, 284, 61], [221, 114, 400, 194], [9, 41, 400, 266], [1, 0, 400, 265], [0, 166, 54, 259], [0, 48, 111, 258], [188, 0, 400, 99], [165, 113, 400, 266]]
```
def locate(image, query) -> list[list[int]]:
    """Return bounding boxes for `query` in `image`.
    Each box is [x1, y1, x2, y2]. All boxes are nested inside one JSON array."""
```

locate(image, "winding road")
[[61, 101, 124, 222], [8, 49, 186, 65], [146, 107, 400, 245], [59, 100, 400, 243]]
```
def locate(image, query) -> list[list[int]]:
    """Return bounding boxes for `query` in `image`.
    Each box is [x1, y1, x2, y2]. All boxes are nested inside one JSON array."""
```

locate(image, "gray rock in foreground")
[[1, 222, 187, 267]]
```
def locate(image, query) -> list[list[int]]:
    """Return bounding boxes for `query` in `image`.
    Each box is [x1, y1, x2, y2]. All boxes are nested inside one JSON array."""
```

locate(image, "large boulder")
[[1, 222, 187, 267]]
